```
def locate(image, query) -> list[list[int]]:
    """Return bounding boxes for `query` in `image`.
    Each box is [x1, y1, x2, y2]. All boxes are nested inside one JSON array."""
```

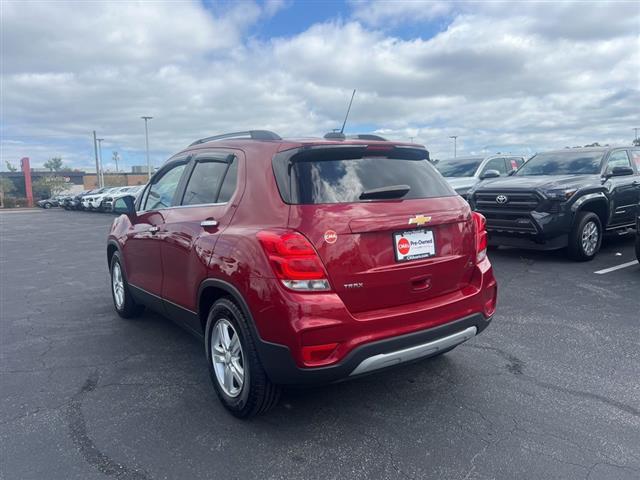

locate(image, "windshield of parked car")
[[435, 157, 483, 177], [515, 151, 604, 176]]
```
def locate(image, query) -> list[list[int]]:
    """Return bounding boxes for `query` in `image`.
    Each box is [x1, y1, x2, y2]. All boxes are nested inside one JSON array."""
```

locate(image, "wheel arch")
[[197, 279, 261, 341], [107, 240, 121, 270], [572, 194, 609, 227]]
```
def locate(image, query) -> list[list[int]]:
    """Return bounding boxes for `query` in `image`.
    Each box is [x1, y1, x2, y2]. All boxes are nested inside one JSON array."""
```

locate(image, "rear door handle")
[[149, 226, 160, 234], [201, 219, 219, 228]]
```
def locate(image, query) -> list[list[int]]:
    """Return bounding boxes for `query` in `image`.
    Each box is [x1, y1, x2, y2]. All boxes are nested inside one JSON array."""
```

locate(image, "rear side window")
[[217, 159, 238, 203], [508, 157, 524, 170], [181, 157, 237, 206], [275, 149, 455, 204]]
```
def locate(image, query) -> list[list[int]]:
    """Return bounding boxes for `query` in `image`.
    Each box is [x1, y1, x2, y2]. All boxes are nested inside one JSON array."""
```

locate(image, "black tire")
[[635, 235, 640, 263], [205, 298, 281, 418], [109, 252, 144, 318], [568, 211, 602, 261], [43, 203, 51, 209]]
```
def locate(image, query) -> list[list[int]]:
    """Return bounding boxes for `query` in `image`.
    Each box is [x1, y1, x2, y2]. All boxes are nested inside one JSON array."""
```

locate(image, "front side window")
[[605, 151, 632, 174], [482, 158, 508, 175], [515, 151, 604, 176], [630, 150, 640, 169], [143, 163, 187, 210], [435, 157, 483, 177]]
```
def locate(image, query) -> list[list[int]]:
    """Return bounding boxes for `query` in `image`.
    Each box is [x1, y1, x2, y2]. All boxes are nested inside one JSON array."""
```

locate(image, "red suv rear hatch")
[[273, 145, 477, 314]]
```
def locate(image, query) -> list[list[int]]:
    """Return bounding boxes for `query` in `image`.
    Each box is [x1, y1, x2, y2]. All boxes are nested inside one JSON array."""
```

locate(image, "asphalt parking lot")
[[1, 209, 639, 480]]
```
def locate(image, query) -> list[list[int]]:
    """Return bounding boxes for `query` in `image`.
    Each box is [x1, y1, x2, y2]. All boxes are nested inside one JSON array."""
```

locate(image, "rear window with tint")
[[275, 152, 455, 204]]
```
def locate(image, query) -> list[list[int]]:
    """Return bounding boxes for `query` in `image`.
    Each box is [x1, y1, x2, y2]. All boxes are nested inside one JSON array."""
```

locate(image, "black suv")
[[468, 147, 640, 260], [636, 205, 640, 263]]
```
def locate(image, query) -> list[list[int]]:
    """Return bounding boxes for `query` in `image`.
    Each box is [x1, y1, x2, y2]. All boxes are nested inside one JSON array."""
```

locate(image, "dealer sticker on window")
[[393, 229, 436, 262]]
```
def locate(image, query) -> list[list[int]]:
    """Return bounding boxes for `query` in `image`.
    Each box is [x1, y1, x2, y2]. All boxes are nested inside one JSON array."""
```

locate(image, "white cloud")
[[350, 0, 452, 26], [1, 0, 638, 170]]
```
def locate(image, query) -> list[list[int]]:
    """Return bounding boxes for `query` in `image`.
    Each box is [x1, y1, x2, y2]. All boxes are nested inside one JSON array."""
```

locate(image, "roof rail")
[[189, 130, 282, 146]]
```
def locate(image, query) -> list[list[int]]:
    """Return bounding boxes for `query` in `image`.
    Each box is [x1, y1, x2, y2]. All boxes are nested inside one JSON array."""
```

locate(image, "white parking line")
[[594, 260, 639, 275]]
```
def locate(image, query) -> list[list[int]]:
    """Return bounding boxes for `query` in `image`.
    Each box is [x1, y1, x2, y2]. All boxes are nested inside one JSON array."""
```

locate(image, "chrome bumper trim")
[[349, 326, 477, 376]]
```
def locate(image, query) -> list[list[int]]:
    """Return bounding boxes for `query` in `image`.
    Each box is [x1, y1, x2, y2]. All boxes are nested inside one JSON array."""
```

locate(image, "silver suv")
[[435, 154, 525, 199]]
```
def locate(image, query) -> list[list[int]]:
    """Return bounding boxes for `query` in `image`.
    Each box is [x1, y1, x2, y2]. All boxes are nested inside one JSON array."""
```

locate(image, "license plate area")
[[393, 229, 436, 262]]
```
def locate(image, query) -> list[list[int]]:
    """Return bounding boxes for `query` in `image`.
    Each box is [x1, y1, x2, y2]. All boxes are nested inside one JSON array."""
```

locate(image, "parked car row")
[[39, 185, 145, 213], [437, 146, 640, 261], [104, 131, 637, 418]]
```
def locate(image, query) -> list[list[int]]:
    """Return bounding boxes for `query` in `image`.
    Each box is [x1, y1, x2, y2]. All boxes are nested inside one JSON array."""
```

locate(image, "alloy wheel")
[[112, 262, 125, 309], [211, 318, 245, 398], [581, 220, 599, 256]]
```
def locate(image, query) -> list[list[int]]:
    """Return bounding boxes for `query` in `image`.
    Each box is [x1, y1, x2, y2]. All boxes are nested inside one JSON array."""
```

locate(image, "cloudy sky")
[[2, 0, 639, 172]]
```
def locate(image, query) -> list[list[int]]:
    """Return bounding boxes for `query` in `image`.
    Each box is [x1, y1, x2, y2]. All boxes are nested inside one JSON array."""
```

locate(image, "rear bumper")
[[249, 257, 496, 385], [257, 312, 491, 385]]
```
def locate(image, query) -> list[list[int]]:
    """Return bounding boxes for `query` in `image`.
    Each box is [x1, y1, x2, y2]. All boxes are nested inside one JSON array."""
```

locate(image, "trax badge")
[[324, 230, 338, 244], [408, 214, 431, 226]]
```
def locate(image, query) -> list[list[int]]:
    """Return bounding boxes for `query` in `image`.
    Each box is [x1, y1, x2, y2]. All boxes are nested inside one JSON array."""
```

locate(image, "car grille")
[[473, 190, 540, 234], [474, 191, 540, 210]]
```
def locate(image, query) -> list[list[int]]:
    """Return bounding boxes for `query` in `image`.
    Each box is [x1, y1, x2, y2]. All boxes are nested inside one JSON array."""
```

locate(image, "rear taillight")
[[472, 212, 488, 263], [257, 230, 331, 292]]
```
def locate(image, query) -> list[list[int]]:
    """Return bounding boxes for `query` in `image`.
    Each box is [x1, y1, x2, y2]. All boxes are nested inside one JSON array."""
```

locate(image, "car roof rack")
[[189, 130, 282, 146]]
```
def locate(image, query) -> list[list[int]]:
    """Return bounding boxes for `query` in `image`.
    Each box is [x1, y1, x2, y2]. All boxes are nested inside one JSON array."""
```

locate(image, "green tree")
[[0, 177, 16, 208], [43, 157, 64, 172], [5, 161, 17, 172], [32, 176, 68, 199]]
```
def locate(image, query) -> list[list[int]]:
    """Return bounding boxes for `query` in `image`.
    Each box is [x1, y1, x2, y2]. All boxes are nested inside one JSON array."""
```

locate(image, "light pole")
[[141, 116, 153, 179], [112, 151, 120, 173], [97, 138, 105, 187], [449, 135, 458, 158], [92, 131, 101, 188]]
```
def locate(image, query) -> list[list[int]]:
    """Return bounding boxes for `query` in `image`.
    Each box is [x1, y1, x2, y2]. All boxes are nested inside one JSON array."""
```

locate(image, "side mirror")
[[113, 195, 136, 218], [608, 166, 635, 178], [480, 169, 501, 180]]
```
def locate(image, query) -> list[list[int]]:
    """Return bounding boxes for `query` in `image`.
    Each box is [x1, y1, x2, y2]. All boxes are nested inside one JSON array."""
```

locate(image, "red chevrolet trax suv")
[[108, 130, 497, 418]]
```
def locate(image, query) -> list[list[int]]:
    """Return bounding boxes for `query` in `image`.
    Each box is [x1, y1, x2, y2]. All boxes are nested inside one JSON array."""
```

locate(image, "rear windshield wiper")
[[359, 185, 411, 200]]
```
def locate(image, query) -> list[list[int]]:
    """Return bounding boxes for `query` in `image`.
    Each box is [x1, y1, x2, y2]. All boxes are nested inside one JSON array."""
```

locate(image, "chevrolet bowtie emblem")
[[408, 215, 432, 226]]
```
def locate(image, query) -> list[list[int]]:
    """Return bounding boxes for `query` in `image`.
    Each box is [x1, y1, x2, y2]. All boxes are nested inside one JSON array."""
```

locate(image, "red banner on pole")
[[21, 157, 33, 207]]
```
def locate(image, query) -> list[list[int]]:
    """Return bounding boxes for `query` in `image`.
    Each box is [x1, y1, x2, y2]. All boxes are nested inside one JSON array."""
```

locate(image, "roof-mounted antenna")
[[324, 89, 356, 140], [340, 89, 356, 134]]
